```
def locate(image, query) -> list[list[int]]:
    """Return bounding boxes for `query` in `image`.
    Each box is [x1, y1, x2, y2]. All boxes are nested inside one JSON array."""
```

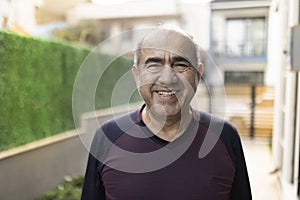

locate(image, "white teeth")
[[158, 91, 176, 96]]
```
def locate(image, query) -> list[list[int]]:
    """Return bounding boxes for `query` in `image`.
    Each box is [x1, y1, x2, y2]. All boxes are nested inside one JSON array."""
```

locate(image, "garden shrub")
[[0, 31, 135, 151], [36, 175, 84, 200]]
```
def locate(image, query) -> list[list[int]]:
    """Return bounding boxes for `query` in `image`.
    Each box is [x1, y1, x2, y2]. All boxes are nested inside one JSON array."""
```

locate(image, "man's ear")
[[196, 63, 204, 83], [132, 65, 138, 82]]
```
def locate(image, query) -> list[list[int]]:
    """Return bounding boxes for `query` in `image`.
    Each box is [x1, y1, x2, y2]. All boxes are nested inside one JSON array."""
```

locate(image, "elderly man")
[[81, 26, 252, 200]]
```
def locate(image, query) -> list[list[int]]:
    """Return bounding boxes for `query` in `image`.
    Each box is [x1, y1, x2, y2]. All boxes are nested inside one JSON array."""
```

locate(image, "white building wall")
[[269, 0, 289, 170], [283, 0, 300, 198], [68, 1, 213, 57], [0, 0, 36, 33], [180, 2, 211, 50], [293, 74, 300, 198], [270, 0, 300, 199], [265, 1, 285, 86], [66, 1, 179, 25], [281, 72, 297, 199]]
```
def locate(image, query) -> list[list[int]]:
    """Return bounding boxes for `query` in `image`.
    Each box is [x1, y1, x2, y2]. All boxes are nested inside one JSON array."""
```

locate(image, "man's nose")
[[157, 65, 178, 85]]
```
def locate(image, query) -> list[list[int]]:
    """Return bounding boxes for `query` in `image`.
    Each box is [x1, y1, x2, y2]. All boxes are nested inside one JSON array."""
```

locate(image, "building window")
[[225, 71, 264, 85], [225, 17, 267, 57], [212, 17, 267, 57]]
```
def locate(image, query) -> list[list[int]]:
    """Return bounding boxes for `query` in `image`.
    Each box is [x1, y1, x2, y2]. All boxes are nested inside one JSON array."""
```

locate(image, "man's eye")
[[173, 63, 191, 72], [145, 63, 163, 72]]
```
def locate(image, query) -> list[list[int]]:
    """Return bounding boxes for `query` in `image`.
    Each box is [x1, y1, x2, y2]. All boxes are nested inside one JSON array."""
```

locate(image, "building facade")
[[206, 0, 274, 138], [209, 0, 271, 85], [65, 0, 211, 54], [0, 0, 37, 34], [269, 0, 300, 199]]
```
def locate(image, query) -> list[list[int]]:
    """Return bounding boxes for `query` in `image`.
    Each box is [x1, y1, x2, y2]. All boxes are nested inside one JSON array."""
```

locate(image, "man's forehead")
[[141, 48, 188, 60], [141, 29, 195, 50], [139, 29, 198, 66]]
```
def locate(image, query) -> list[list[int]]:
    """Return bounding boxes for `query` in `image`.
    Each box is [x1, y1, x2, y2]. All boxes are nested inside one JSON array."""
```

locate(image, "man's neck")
[[142, 106, 193, 142]]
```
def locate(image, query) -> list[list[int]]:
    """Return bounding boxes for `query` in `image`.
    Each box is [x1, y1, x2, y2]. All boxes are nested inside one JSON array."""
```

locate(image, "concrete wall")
[[0, 103, 141, 200], [0, 130, 88, 200]]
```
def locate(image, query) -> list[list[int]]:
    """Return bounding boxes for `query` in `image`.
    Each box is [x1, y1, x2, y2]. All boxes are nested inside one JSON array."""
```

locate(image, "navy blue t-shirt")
[[81, 105, 252, 200]]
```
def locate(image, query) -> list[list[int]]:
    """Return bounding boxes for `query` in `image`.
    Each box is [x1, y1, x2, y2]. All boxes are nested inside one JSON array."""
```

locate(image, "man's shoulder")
[[95, 110, 139, 141], [196, 110, 244, 162], [195, 110, 241, 144], [90, 110, 139, 157], [197, 111, 237, 132]]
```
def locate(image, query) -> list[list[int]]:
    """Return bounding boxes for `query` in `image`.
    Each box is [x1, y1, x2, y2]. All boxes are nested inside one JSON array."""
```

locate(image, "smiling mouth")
[[157, 91, 176, 97]]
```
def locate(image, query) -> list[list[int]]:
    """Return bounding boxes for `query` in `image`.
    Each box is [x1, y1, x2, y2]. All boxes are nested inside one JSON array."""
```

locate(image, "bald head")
[[134, 26, 202, 70]]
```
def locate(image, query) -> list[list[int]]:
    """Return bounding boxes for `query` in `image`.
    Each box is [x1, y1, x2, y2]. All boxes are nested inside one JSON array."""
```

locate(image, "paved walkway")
[[242, 137, 281, 200]]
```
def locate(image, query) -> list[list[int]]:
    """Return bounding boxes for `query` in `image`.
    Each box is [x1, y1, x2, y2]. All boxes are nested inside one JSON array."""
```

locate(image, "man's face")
[[133, 31, 202, 118]]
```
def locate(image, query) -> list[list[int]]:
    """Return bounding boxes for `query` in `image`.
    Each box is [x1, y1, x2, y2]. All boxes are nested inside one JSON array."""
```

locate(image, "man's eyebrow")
[[145, 57, 164, 64], [172, 56, 191, 63]]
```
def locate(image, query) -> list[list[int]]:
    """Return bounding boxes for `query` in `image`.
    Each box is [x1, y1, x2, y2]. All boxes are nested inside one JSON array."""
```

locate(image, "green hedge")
[[0, 31, 136, 151]]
